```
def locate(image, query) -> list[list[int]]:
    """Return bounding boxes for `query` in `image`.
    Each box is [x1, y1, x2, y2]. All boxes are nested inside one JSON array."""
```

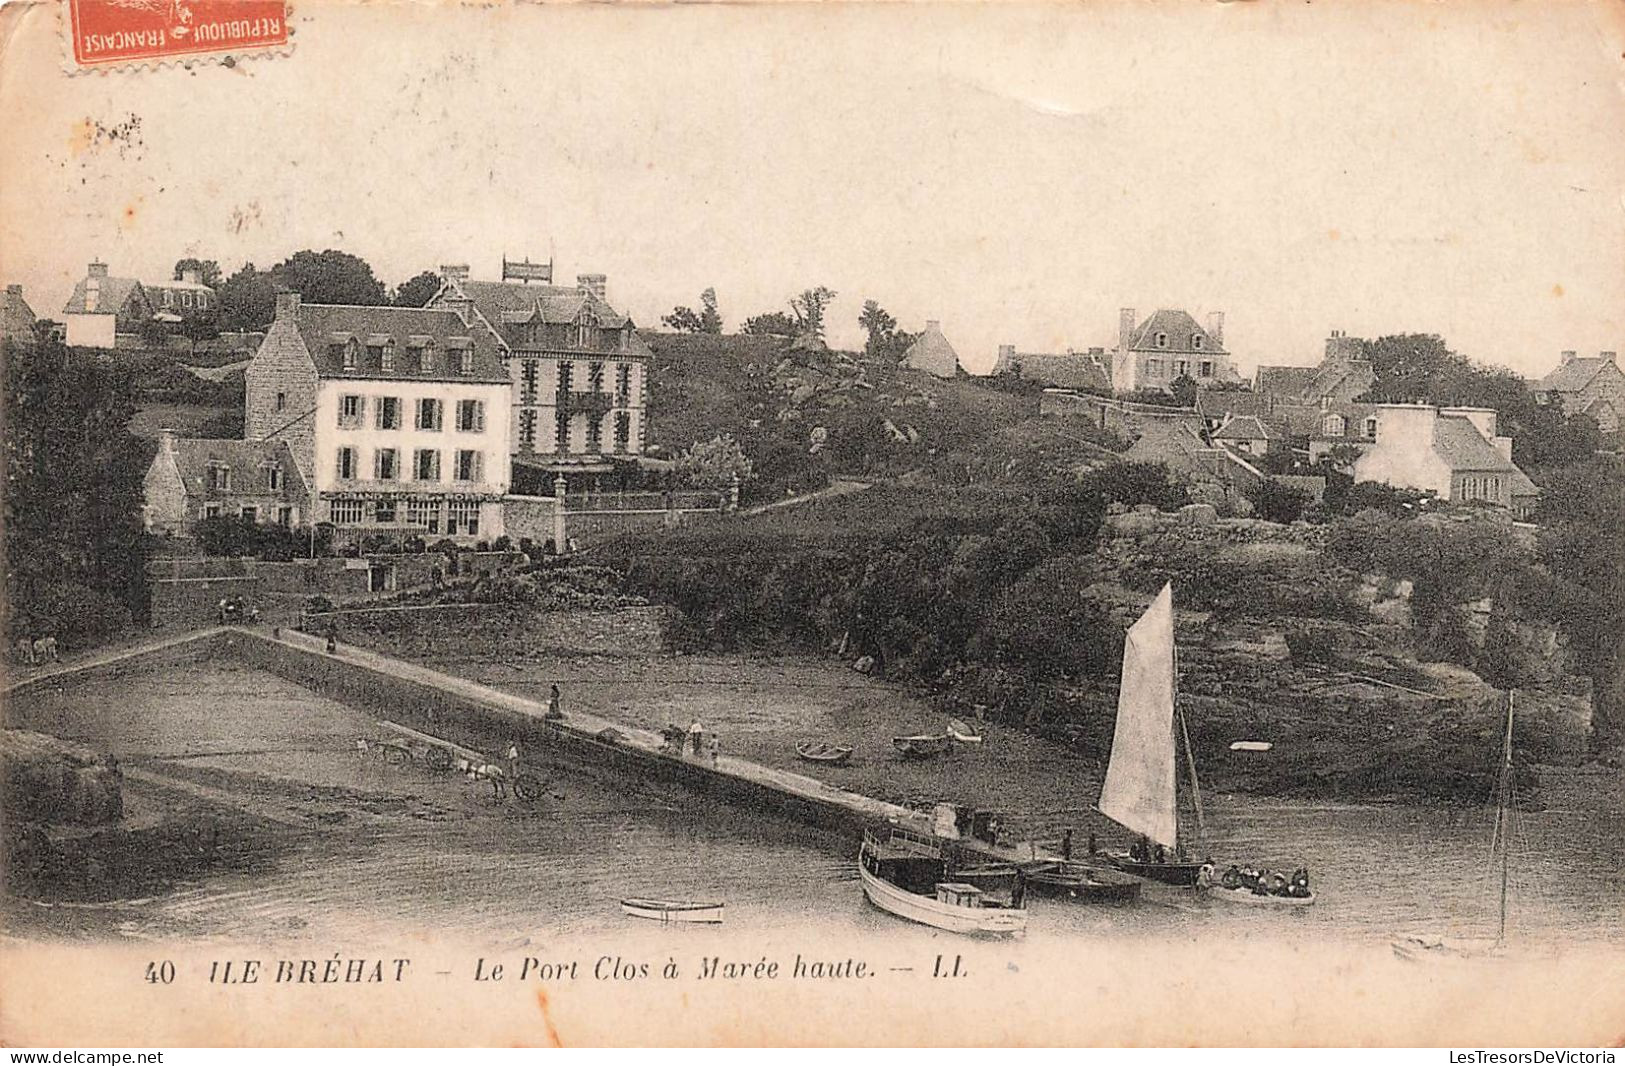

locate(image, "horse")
[[457, 757, 509, 800]]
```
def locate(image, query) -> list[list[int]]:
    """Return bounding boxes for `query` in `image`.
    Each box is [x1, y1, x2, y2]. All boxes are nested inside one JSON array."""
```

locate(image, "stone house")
[[901, 320, 962, 378], [1352, 404, 1539, 518], [426, 265, 652, 489], [1210, 414, 1276, 457], [1255, 331, 1376, 406], [1111, 308, 1239, 394], [2, 284, 36, 345], [992, 344, 1111, 391], [142, 431, 309, 534], [61, 261, 154, 349], [244, 291, 513, 540], [1533, 350, 1623, 434], [145, 268, 219, 323]]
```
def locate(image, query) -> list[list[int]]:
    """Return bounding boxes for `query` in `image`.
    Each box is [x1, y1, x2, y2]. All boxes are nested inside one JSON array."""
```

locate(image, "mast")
[[1496, 690, 1515, 943], [1174, 642, 1206, 853]]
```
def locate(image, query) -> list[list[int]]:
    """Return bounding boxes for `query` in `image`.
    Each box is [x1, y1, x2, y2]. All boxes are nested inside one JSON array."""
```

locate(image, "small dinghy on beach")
[[796, 742, 853, 765], [620, 898, 725, 924], [947, 718, 984, 745], [892, 734, 952, 760]]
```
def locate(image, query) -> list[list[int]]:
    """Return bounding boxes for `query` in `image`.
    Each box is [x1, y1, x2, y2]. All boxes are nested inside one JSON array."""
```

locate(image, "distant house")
[[62, 261, 154, 349], [2, 284, 37, 345], [145, 268, 219, 323], [1210, 414, 1276, 457], [1352, 405, 1539, 519], [142, 430, 309, 535], [1268, 399, 1383, 465], [1256, 331, 1375, 405], [901, 320, 962, 378], [992, 345, 1111, 392], [1533, 350, 1623, 434], [1111, 308, 1239, 395], [1121, 416, 1263, 501]]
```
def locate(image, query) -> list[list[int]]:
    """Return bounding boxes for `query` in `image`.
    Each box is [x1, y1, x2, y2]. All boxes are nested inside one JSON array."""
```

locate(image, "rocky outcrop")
[[2, 729, 123, 826]]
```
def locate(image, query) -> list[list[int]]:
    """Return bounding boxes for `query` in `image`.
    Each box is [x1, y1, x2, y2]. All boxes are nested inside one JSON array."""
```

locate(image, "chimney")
[[1206, 311, 1225, 347], [440, 263, 470, 284], [158, 427, 177, 454], [997, 344, 1015, 360], [85, 275, 100, 312], [1119, 308, 1137, 350], [925, 319, 941, 331], [1602, 351, 1618, 365], [6, 284, 21, 297], [1560, 350, 1577, 364], [87, 261, 109, 280], [181, 268, 201, 286], [274, 290, 301, 319], [577, 274, 607, 301]]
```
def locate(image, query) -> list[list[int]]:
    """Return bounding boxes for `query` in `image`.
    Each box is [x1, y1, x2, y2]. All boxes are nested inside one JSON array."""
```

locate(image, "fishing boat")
[[1208, 882, 1316, 907], [620, 897, 725, 924], [858, 828, 1027, 936], [796, 741, 854, 765], [947, 718, 984, 745], [1392, 693, 1519, 962], [892, 734, 952, 760], [1018, 861, 1143, 903], [1097, 583, 1213, 888]]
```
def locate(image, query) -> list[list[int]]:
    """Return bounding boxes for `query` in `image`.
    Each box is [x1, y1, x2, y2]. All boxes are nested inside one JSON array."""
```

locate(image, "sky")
[[1, 0, 1623, 376]]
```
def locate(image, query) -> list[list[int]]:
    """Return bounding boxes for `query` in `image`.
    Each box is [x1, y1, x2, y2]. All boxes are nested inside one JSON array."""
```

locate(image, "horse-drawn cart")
[[361, 720, 548, 801]]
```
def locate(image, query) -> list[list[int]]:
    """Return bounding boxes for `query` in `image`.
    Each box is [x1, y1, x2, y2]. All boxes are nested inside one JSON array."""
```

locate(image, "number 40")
[[145, 960, 175, 984]]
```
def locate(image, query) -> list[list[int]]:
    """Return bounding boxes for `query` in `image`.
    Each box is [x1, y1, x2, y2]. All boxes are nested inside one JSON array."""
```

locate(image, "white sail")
[[1098, 582, 1179, 848]]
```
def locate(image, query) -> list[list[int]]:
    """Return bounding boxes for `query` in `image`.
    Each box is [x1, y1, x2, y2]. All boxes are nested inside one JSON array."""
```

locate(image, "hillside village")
[[4, 253, 1623, 802]]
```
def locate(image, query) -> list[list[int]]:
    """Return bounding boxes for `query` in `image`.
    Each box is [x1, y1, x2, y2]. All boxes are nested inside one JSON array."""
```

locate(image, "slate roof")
[[1301, 359, 1375, 401], [1195, 389, 1272, 422], [169, 438, 308, 498], [435, 277, 651, 358], [62, 275, 147, 316], [902, 322, 961, 378], [994, 349, 1111, 391], [1212, 414, 1276, 441], [1537, 357, 1618, 394], [1125, 309, 1226, 355], [1255, 365, 1319, 399], [292, 303, 508, 384], [1432, 415, 1522, 475]]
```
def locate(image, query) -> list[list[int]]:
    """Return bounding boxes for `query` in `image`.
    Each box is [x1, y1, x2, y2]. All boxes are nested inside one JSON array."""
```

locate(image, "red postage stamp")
[[65, 0, 290, 70]]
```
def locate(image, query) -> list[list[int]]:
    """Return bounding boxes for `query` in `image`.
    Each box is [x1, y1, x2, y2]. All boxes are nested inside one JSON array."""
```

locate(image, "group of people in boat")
[[1216, 864, 1312, 898]]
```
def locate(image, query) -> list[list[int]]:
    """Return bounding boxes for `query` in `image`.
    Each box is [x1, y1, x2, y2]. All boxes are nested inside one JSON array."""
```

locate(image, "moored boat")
[[892, 734, 951, 760], [947, 718, 984, 745], [1207, 883, 1316, 907], [620, 898, 725, 924], [1019, 861, 1143, 903], [796, 742, 854, 765], [858, 828, 1027, 937]]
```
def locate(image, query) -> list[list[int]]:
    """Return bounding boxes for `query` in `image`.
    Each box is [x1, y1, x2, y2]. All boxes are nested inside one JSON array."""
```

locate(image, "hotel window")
[[456, 399, 485, 432], [1174, 361, 1189, 378], [458, 348, 474, 375], [375, 396, 402, 430], [588, 362, 605, 394], [416, 398, 443, 431], [380, 342, 396, 373], [519, 409, 538, 449], [576, 313, 596, 348], [586, 413, 603, 452], [1155, 332, 1169, 349], [407, 499, 440, 533], [1200, 361, 1213, 378], [555, 411, 571, 451], [414, 448, 441, 481], [455, 449, 482, 481], [339, 394, 363, 427], [329, 498, 364, 524], [521, 360, 539, 404], [240, 506, 257, 523], [263, 463, 282, 490], [336, 447, 358, 480], [343, 338, 359, 371], [275, 391, 287, 412], [206, 463, 231, 491], [375, 499, 397, 524], [616, 364, 632, 403], [374, 448, 399, 481], [557, 361, 574, 396], [614, 412, 630, 453], [418, 342, 435, 373], [447, 500, 480, 537]]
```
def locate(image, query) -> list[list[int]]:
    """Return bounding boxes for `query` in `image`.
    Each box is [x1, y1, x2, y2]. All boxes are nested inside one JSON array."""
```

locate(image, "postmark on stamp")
[[64, 0, 290, 70]]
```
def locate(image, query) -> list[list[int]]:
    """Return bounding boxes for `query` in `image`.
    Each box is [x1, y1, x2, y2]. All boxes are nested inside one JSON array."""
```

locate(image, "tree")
[[1168, 374, 1198, 408], [173, 257, 223, 288], [663, 288, 722, 333], [742, 311, 798, 337], [218, 251, 390, 331], [217, 263, 278, 332], [858, 300, 916, 361], [4, 334, 149, 647], [393, 271, 443, 308], [675, 434, 754, 491], [790, 286, 836, 339], [1246, 477, 1311, 523]]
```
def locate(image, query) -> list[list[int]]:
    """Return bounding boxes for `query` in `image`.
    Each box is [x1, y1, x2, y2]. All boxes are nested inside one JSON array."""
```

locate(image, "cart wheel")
[[424, 745, 455, 772], [512, 773, 546, 802], [382, 744, 411, 766]]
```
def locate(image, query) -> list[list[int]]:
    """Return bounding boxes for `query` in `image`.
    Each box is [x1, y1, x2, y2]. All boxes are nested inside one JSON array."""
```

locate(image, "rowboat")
[[947, 718, 984, 744], [796, 742, 854, 765], [620, 898, 725, 924], [892, 734, 951, 760], [1018, 861, 1143, 903], [1208, 883, 1316, 907], [858, 829, 1026, 937]]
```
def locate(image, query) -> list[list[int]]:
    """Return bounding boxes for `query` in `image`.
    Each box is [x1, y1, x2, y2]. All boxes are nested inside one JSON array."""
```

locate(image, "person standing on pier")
[[1062, 828, 1074, 861], [688, 718, 704, 758], [546, 684, 565, 721], [708, 734, 720, 768]]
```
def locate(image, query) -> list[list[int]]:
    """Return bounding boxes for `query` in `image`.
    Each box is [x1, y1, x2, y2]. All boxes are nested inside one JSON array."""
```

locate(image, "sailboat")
[[1098, 583, 1213, 887], [1392, 692, 1518, 962]]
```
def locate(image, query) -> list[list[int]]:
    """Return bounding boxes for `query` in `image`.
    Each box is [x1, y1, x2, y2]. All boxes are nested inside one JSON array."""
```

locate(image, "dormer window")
[[206, 462, 231, 491], [1192, 334, 1204, 350], [343, 338, 359, 371], [1155, 332, 1169, 349], [459, 348, 473, 375], [1323, 414, 1346, 437], [380, 340, 395, 373], [576, 311, 597, 348], [414, 339, 435, 373]]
